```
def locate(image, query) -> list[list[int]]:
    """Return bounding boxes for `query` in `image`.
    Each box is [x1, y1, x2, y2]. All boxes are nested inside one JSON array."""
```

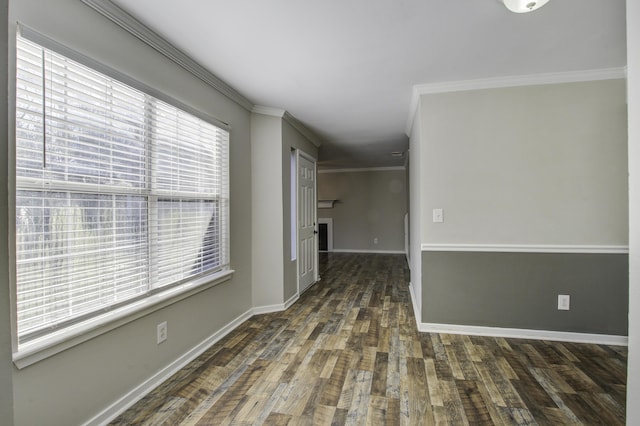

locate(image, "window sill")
[[13, 269, 234, 369]]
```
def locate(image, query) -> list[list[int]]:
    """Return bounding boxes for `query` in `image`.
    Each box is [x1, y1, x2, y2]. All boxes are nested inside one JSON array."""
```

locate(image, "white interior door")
[[298, 152, 317, 293]]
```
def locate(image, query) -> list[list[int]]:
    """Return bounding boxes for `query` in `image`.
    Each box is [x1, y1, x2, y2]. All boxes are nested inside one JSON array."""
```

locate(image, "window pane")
[[15, 35, 230, 345], [155, 199, 219, 287], [16, 38, 148, 190], [153, 101, 221, 196], [16, 191, 148, 338]]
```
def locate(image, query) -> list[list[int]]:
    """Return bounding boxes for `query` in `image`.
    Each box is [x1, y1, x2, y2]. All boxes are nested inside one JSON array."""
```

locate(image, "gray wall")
[[627, 0, 640, 421], [420, 80, 628, 246], [8, 1, 253, 425], [251, 112, 319, 307], [317, 169, 407, 253], [422, 251, 628, 335], [251, 114, 284, 307], [416, 79, 629, 334], [0, 0, 14, 422]]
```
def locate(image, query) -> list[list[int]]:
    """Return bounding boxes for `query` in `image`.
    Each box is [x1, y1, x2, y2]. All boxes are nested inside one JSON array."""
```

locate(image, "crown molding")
[[81, 0, 254, 111], [283, 111, 322, 148], [405, 67, 627, 136], [252, 105, 286, 117], [253, 106, 322, 147], [414, 67, 626, 95]]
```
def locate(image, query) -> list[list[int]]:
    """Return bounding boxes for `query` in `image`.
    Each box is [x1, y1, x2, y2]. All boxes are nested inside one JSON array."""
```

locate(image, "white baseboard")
[[253, 293, 299, 315], [408, 282, 421, 329], [84, 276, 627, 425], [418, 322, 628, 346], [87, 292, 303, 425], [284, 293, 299, 309], [332, 249, 405, 254], [83, 308, 255, 426]]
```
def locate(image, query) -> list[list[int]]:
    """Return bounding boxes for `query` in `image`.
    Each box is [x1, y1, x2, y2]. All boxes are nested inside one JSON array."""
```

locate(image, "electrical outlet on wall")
[[558, 295, 570, 311], [432, 208, 443, 223], [373, 237, 379, 244], [157, 321, 168, 344]]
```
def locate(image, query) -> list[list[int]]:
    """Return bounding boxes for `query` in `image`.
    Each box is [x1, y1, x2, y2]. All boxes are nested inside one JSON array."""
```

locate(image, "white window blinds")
[[15, 35, 230, 344]]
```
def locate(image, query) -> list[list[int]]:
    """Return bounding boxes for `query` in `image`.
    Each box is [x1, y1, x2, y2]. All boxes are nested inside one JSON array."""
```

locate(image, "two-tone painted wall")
[[627, 0, 640, 422], [409, 77, 629, 341]]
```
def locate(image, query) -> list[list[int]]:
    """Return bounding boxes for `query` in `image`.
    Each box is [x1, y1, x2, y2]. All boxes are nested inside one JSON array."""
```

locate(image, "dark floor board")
[[561, 391, 620, 425], [330, 407, 348, 425], [455, 379, 494, 424], [109, 253, 628, 425], [319, 350, 353, 407]]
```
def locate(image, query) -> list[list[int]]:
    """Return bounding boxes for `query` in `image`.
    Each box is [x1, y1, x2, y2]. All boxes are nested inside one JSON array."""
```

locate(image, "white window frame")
[[11, 27, 234, 368]]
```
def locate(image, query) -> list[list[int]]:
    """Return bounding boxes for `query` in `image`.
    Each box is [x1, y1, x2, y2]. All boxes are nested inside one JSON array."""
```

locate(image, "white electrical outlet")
[[558, 295, 570, 311], [157, 321, 168, 344], [432, 208, 444, 223], [373, 237, 379, 244]]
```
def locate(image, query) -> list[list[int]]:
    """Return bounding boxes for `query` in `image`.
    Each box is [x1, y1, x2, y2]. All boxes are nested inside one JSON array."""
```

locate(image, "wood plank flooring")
[[110, 253, 627, 425]]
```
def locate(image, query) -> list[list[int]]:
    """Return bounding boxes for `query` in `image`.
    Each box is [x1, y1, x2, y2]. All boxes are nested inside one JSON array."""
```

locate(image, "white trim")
[[405, 90, 421, 138], [296, 150, 319, 294], [82, 307, 254, 426], [80, 0, 253, 111], [417, 323, 628, 346], [253, 293, 299, 315], [18, 24, 230, 132], [318, 166, 405, 174], [332, 249, 405, 254], [416, 68, 626, 96], [290, 150, 298, 261], [420, 243, 629, 254], [283, 111, 322, 148], [85, 289, 304, 425], [317, 200, 336, 209], [252, 106, 322, 148], [14, 270, 234, 369], [408, 282, 421, 330], [406, 67, 627, 135], [283, 293, 299, 310], [252, 105, 285, 117]]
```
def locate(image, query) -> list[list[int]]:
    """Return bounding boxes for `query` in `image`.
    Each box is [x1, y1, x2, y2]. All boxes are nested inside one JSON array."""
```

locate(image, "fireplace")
[[317, 218, 332, 252]]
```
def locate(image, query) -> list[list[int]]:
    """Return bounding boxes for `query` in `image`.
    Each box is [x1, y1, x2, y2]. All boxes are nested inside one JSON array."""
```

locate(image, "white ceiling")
[[111, 0, 626, 169]]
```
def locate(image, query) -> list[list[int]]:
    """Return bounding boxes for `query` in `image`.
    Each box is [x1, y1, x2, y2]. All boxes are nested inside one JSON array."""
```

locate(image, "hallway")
[[110, 253, 626, 425]]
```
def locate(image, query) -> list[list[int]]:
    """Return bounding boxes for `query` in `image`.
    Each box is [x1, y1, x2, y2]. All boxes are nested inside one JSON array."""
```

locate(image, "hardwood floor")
[[110, 253, 627, 425]]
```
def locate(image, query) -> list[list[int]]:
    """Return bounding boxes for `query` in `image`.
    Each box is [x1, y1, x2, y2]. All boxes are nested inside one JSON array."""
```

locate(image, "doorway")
[[297, 151, 317, 293]]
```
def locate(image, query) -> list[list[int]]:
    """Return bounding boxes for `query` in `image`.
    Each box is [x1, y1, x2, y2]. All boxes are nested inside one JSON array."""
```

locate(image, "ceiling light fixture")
[[503, 0, 549, 13]]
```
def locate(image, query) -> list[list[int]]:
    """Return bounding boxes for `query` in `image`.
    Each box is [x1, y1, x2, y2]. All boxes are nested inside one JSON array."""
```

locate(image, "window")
[[15, 35, 230, 346]]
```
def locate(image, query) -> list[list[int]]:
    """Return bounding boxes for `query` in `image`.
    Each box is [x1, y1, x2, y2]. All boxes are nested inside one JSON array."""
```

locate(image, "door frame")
[[296, 149, 318, 294]]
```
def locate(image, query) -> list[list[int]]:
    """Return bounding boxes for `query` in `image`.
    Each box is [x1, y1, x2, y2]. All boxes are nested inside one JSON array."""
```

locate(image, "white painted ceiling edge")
[[405, 67, 627, 136], [96, 0, 625, 169]]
